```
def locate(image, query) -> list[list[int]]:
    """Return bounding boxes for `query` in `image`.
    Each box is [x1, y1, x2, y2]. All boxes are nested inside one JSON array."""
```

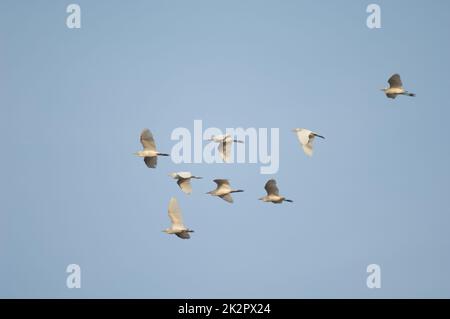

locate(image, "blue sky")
[[1, 0, 450, 298]]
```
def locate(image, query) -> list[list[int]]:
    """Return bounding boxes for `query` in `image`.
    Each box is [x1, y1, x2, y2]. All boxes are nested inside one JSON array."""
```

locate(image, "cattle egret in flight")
[[206, 179, 244, 203], [208, 134, 244, 162], [163, 197, 194, 239], [169, 172, 203, 195], [292, 128, 325, 157], [134, 129, 169, 168], [381, 74, 416, 99], [259, 179, 293, 204]]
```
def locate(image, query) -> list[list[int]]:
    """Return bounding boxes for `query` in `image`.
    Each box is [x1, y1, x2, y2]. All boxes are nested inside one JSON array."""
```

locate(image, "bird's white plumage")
[[135, 128, 169, 168], [293, 128, 322, 157], [210, 134, 228, 142], [302, 144, 313, 157], [175, 171, 193, 179], [296, 129, 312, 145], [164, 197, 193, 239], [168, 197, 184, 229], [382, 74, 415, 99], [170, 171, 201, 195], [214, 179, 232, 191], [140, 129, 156, 151], [260, 179, 292, 204], [209, 134, 241, 163], [218, 141, 231, 163], [177, 179, 192, 194], [207, 179, 242, 203]]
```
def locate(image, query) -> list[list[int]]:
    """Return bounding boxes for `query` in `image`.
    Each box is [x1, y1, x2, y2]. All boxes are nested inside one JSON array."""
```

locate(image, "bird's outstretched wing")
[[177, 171, 192, 179], [211, 134, 227, 142], [386, 93, 397, 99], [177, 178, 192, 194], [388, 74, 403, 89], [140, 129, 156, 151], [176, 232, 191, 239], [218, 141, 231, 162], [168, 197, 184, 227], [220, 194, 234, 203], [295, 129, 312, 146], [214, 179, 231, 190], [144, 156, 157, 168], [265, 179, 279, 196], [302, 144, 313, 157]]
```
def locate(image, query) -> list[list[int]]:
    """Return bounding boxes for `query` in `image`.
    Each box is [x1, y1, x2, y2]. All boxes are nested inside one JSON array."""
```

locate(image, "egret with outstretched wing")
[[163, 197, 194, 239], [381, 74, 416, 99], [292, 128, 325, 157], [259, 179, 293, 204], [134, 129, 170, 168], [206, 179, 244, 203]]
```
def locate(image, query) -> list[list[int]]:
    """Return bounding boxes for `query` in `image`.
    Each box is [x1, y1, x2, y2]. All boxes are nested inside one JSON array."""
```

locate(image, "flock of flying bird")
[[134, 74, 415, 239]]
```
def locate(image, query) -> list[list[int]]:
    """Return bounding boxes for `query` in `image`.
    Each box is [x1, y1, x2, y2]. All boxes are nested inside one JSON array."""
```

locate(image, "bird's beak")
[[314, 134, 325, 139]]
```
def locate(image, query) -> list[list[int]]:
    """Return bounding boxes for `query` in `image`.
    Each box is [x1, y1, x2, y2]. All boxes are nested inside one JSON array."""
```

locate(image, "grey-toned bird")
[[134, 129, 169, 168], [259, 179, 293, 204], [206, 179, 244, 203], [162, 197, 194, 239], [292, 128, 325, 157], [169, 171, 203, 195], [381, 74, 416, 99]]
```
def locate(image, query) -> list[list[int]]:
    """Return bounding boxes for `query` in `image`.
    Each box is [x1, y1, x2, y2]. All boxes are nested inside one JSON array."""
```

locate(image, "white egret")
[[292, 128, 325, 157], [134, 129, 169, 168], [163, 197, 194, 239], [381, 74, 416, 99], [169, 172, 203, 195], [259, 179, 293, 204], [208, 134, 244, 162], [206, 179, 244, 203]]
